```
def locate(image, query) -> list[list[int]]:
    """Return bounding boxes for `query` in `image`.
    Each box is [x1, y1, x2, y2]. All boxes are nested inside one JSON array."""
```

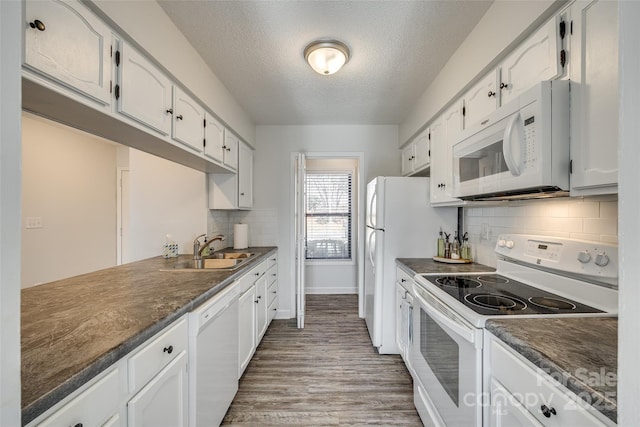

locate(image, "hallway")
[[222, 294, 421, 425]]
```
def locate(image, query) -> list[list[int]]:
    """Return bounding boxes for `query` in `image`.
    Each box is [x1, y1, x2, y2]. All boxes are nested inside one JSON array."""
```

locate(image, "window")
[[305, 172, 352, 260]]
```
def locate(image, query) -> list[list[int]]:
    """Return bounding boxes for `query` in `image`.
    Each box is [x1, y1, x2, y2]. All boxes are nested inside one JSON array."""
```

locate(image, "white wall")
[[254, 125, 399, 318], [21, 114, 118, 287], [0, 0, 22, 423], [128, 149, 207, 261], [464, 197, 618, 267], [90, 0, 255, 147], [399, 0, 559, 145], [617, 1, 640, 423]]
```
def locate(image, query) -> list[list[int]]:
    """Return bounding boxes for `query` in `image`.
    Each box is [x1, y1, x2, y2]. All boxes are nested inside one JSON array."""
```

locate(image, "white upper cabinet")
[[462, 71, 498, 130], [430, 105, 464, 206], [204, 113, 226, 163], [223, 132, 239, 171], [401, 129, 430, 176], [238, 141, 254, 209], [24, 0, 112, 105], [171, 86, 205, 153], [499, 17, 563, 105], [116, 42, 173, 136], [569, 0, 619, 195]]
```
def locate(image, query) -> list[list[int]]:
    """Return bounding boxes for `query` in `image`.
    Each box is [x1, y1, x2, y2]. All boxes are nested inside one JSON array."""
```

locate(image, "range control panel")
[[495, 234, 618, 285]]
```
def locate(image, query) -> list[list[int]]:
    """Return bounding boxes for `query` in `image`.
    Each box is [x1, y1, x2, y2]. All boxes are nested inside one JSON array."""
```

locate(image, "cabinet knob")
[[29, 19, 46, 31], [163, 345, 173, 354], [500, 82, 509, 90], [540, 405, 556, 418], [71, 423, 83, 427], [255, 299, 260, 304], [176, 114, 183, 120], [240, 192, 245, 196], [255, 272, 260, 276], [401, 278, 406, 282], [487, 91, 496, 98], [165, 108, 173, 115]]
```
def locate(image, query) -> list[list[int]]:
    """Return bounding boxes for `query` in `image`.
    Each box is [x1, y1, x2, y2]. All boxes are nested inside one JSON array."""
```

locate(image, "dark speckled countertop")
[[21, 247, 276, 425], [486, 317, 617, 423], [396, 257, 496, 275]]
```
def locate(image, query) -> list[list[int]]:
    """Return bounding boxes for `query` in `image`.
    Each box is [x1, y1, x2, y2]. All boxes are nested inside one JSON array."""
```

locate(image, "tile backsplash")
[[207, 208, 278, 249], [464, 197, 618, 267]]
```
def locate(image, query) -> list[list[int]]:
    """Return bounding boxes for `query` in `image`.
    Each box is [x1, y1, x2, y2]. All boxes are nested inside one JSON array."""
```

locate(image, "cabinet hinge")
[[428, 149, 431, 157], [560, 49, 566, 68], [428, 132, 431, 141], [115, 50, 121, 67], [114, 84, 120, 100], [109, 80, 112, 94], [462, 106, 466, 117], [203, 118, 206, 128], [203, 138, 206, 147], [569, 159, 573, 174], [110, 45, 113, 57], [559, 20, 566, 39], [570, 20, 573, 35]]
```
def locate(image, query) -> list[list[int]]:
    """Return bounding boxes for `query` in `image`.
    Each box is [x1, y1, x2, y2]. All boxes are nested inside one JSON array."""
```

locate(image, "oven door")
[[412, 283, 483, 427]]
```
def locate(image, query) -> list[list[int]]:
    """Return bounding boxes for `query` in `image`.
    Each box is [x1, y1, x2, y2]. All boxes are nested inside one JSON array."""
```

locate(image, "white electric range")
[[410, 234, 618, 427]]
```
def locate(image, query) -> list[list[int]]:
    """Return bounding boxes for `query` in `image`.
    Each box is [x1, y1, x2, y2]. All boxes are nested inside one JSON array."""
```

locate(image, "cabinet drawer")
[[267, 279, 278, 306], [38, 368, 119, 427], [490, 339, 608, 426], [128, 317, 188, 393], [267, 253, 278, 269], [251, 260, 268, 281], [396, 267, 414, 293], [268, 297, 278, 323], [266, 264, 277, 286]]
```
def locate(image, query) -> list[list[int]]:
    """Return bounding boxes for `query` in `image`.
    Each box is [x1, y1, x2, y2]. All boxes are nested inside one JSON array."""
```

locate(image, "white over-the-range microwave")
[[452, 80, 570, 201]]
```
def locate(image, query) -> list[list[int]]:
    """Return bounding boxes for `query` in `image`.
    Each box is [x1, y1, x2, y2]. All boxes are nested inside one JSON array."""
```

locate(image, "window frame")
[[304, 169, 355, 265]]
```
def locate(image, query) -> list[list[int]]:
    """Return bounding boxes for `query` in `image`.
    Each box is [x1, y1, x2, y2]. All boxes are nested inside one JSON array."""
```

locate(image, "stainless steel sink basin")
[[162, 252, 255, 271]]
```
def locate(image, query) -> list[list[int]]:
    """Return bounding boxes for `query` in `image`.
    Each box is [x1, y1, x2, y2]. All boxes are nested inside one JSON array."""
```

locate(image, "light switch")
[[25, 217, 43, 229]]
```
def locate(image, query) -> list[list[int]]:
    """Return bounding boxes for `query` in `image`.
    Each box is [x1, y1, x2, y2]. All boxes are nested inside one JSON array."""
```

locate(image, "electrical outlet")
[[481, 223, 490, 240], [25, 217, 43, 229]]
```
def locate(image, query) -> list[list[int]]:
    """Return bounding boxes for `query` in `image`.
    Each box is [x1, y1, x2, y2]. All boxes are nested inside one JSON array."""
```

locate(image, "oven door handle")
[[414, 286, 480, 347]]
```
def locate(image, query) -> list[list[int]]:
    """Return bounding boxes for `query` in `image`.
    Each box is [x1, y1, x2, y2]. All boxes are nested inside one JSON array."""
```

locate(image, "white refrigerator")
[[364, 176, 456, 354]]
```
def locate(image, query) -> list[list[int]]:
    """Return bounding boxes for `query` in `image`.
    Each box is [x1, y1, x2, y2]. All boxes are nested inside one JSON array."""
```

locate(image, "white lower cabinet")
[[127, 351, 188, 427], [37, 368, 121, 427], [238, 283, 257, 377], [488, 335, 614, 427], [255, 275, 269, 341]]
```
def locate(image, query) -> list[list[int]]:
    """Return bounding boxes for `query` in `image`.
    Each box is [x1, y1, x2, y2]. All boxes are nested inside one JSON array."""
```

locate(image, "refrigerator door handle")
[[368, 191, 377, 228], [368, 231, 376, 267]]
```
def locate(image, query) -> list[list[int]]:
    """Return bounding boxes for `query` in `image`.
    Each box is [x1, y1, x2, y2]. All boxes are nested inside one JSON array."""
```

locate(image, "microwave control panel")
[[523, 115, 537, 168]]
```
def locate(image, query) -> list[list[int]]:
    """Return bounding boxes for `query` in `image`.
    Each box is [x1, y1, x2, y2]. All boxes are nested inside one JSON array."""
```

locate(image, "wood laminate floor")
[[222, 294, 421, 426]]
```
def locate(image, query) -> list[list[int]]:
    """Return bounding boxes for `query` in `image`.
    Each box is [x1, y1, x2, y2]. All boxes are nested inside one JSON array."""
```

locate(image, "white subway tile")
[[583, 218, 617, 236], [601, 234, 619, 244], [568, 201, 600, 218], [600, 201, 618, 219], [569, 232, 601, 242]]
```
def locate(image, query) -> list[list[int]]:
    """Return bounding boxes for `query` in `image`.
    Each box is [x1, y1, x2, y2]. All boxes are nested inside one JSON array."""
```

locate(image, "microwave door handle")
[[503, 112, 523, 176]]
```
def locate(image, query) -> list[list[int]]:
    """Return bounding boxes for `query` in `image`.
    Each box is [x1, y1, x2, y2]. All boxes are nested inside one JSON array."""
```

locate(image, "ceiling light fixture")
[[304, 40, 351, 76]]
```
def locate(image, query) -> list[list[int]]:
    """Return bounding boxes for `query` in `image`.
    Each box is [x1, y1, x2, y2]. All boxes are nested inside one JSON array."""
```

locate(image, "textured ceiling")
[[158, 1, 493, 126]]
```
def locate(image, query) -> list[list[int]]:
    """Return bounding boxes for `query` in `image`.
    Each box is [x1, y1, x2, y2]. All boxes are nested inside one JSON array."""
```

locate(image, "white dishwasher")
[[189, 284, 240, 427]]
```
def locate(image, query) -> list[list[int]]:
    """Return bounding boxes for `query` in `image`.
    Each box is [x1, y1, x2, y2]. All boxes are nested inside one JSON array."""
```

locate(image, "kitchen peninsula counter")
[[487, 317, 617, 424], [21, 247, 277, 425]]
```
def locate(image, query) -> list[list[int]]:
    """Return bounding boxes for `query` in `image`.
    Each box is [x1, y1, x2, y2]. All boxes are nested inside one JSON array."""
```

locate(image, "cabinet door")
[[238, 141, 254, 209], [127, 351, 188, 427], [413, 130, 430, 171], [238, 285, 256, 377], [401, 145, 415, 176], [223, 132, 239, 170], [255, 275, 268, 341], [117, 42, 172, 136], [24, 0, 112, 105], [463, 71, 498, 129], [490, 378, 543, 427], [171, 86, 204, 153], [395, 283, 407, 361], [500, 18, 562, 105], [204, 113, 225, 163], [431, 104, 463, 205], [569, 0, 619, 194]]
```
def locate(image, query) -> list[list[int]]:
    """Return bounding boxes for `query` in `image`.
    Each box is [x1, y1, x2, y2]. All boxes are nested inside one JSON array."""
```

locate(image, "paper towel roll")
[[233, 224, 249, 249]]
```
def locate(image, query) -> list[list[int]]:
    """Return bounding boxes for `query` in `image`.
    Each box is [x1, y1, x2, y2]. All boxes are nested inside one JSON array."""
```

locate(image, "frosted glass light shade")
[[304, 40, 350, 75]]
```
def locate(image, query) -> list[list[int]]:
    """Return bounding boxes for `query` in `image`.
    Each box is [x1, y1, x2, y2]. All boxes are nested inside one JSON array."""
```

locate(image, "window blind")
[[305, 172, 352, 260]]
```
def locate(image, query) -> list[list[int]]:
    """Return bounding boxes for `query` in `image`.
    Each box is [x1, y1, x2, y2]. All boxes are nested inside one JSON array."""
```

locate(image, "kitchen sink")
[[162, 252, 255, 271]]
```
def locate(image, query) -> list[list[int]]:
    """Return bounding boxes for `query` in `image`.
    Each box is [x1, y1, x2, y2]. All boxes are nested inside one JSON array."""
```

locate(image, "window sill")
[[305, 259, 355, 267]]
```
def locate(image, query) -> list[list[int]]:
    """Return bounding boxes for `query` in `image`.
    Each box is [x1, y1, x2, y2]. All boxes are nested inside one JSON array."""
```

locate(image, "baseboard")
[[305, 286, 358, 295], [275, 309, 292, 319]]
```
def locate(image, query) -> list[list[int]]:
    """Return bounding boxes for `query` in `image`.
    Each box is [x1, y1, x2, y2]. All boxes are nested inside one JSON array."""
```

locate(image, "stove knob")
[[577, 250, 591, 264], [505, 240, 515, 249], [497, 239, 506, 248], [595, 253, 610, 267]]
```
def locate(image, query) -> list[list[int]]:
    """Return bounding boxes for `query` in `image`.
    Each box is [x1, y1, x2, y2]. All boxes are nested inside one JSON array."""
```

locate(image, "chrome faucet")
[[193, 234, 225, 260]]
